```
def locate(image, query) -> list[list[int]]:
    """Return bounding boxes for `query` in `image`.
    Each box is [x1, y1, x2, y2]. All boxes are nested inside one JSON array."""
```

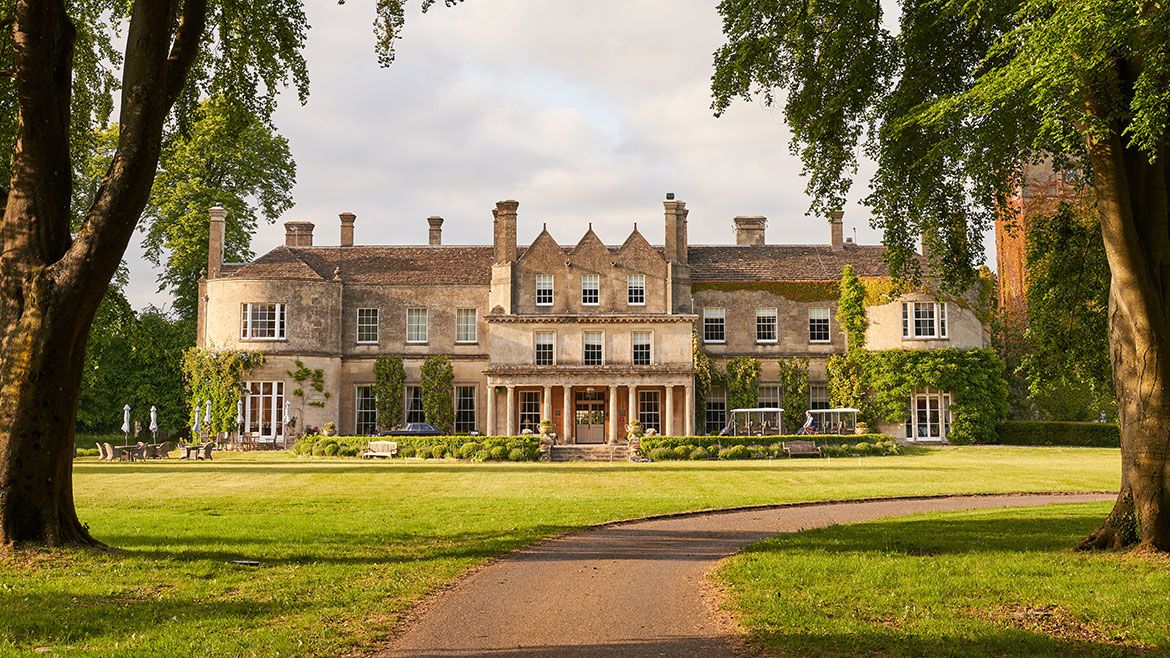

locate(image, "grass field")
[[718, 502, 1170, 657], [0, 446, 1119, 657]]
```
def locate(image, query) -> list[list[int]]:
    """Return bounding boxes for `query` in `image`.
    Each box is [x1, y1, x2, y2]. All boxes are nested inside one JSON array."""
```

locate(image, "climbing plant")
[[837, 265, 867, 351], [692, 333, 722, 421], [374, 354, 406, 431], [826, 352, 874, 425], [180, 348, 264, 435], [725, 356, 761, 411], [777, 357, 810, 431], [420, 355, 455, 433]]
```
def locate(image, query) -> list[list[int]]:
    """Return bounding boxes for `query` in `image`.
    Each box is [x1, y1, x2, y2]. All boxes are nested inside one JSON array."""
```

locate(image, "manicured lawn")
[[718, 502, 1169, 657], [0, 447, 1118, 657]]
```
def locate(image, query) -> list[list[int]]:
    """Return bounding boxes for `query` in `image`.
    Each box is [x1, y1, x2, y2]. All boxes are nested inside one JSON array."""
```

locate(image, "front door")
[[575, 391, 606, 444], [909, 392, 948, 442]]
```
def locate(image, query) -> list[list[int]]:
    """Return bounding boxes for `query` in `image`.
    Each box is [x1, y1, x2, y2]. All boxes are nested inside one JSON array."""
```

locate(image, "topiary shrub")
[[749, 445, 768, 459], [673, 445, 694, 459], [416, 445, 433, 459], [649, 447, 675, 461], [507, 447, 527, 462], [431, 444, 448, 459], [767, 443, 785, 458], [490, 445, 508, 461], [339, 446, 359, 457], [719, 445, 750, 460], [473, 449, 490, 461], [398, 445, 416, 458], [323, 442, 340, 457], [690, 446, 710, 460], [459, 442, 482, 459]]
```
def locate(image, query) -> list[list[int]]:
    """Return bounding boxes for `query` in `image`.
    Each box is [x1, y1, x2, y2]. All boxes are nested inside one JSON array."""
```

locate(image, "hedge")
[[642, 436, 899, 460], [291, 434, 542, 461], [639, 434, 894, 453], [992, 421, 1120, 448]]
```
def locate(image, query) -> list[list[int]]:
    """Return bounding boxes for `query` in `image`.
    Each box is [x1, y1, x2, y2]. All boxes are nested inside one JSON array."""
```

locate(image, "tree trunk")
[[0, 0, 205, 547], [1078, 64, 1170, 552]]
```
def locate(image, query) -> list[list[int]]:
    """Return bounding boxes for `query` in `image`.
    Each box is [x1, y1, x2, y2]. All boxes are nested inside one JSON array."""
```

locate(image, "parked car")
[[380, 423, 444, 437]]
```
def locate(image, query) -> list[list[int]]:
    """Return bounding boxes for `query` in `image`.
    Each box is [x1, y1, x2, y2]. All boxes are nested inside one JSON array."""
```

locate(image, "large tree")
[[0, 0, 447, 547], [712, 0, 1170, 550]]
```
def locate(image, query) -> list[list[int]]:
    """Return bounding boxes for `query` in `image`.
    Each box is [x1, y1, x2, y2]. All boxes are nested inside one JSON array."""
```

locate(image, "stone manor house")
[[196, 196, 988, 445]]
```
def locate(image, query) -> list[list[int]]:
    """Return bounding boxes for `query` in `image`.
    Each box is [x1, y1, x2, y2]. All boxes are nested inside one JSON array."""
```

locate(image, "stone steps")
[[549, 444, 631, 462]]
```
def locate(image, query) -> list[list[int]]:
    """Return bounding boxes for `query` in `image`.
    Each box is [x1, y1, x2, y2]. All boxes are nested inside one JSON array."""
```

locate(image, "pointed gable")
[[616, 225, 663, 263], [517, 224, 566, 265], [569, 224, 610, 262]]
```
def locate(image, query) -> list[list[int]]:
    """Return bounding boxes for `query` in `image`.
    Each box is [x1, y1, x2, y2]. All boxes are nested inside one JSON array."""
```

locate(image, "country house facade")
[[197, 196, 988, 444]]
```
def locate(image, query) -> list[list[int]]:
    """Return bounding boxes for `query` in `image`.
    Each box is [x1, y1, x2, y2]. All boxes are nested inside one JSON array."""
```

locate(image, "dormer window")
[[536, 274, 554, 306], [241, 303, 286, 340], [581, 273, 600, 306], [627, 273, 646, 306]]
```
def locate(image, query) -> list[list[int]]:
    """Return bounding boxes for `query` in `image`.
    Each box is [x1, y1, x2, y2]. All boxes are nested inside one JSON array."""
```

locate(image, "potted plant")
[[322, 421, 337, 437]]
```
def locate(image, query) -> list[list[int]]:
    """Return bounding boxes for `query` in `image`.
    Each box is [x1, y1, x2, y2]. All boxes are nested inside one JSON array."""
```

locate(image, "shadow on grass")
[[741, 628, 1147, 658]]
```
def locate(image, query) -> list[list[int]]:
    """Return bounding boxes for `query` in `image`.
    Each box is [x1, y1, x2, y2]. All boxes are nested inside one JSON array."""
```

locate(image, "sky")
[[122, 0, 994, 310]]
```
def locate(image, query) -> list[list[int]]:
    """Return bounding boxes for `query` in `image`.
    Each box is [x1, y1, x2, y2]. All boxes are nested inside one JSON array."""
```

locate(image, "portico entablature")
[[484, 364, 692, 387]]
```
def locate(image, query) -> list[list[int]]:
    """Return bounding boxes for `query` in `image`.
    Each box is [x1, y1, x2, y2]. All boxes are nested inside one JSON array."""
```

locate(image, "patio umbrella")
[[204, 399, 212, 435], [236, 400, 245, 445], [149, 405, 159, 440], [193, 406, 202, 438], [121, 404, 131, 445]]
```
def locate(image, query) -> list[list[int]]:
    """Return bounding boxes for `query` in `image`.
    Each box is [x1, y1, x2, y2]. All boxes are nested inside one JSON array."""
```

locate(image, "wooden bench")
[[362, 440, 398, 459], [782, 440, 822, 458]]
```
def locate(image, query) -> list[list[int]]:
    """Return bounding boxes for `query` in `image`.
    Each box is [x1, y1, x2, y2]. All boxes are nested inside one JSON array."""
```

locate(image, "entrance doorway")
[[575, 390, 606, 444], [907, 391, 950, 441]]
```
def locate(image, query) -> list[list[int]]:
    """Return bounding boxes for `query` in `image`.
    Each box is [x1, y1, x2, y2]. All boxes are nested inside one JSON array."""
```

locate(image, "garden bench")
[[782, 440, 822, 458], [362, 441, 398, 458]]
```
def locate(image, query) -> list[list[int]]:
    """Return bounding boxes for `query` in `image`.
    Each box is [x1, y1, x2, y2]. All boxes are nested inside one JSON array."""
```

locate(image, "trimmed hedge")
[[993, 421, 1120, 448], [639, 434, 899, 460], [291, 434, 542, 461]]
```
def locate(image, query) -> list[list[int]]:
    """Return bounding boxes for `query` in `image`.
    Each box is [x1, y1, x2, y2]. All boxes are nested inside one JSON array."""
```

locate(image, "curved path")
[[379, 493, 1110, 658]]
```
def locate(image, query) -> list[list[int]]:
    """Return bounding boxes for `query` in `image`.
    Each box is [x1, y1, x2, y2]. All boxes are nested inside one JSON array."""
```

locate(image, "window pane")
[[457, 308, 477, 343], [406, 386, 425, 424], [913, 302, 936, 337], [632, 331, 652, 366], [243, 303, 284, 339], [535, 331, 555, 365], [705, 389, 726, 434], [536, 274, 554, 306], [455, 386, 476, 433], [584, 331, 603, 365], [808, 307, 830, 343], [756, 308, 777, 342], [355, 385, 378, 435], [809, 384, 829, 410], [519, 391, 541, 433], [357, 308, 379, 343], [581, 273, 599, 305], [638, 391, 660, 432], [407, 308, 428, 343], [703, 308, 726, 343], [758, 385, 781, 408], [627, 273, 646, 305]]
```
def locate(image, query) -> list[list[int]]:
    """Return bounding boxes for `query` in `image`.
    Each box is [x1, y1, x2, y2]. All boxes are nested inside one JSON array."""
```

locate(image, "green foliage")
[[864, 349, 1008, 444], [649, 447, 675, 461], [430, 444, 449, 459], [1020, 203, 1114, 421], [690, 447, 711, 460], [692, 333, 722, 421], [373, 355, 406, 430], [287, 360, 328, 425], [826, 353, 874, 426], [777, 357, 810, 431], [640, 434, 893, 453], [719, 445, 751, 460], [992, 421, 1119, 448], [459, 442, 482, 459], [725, 356, 762, 412], [137, 96, 296, 321], [181, 348, 264, 435], [837, 265, 867, 351], [640, 435, 898, 459], [420, 355, 455, 433]]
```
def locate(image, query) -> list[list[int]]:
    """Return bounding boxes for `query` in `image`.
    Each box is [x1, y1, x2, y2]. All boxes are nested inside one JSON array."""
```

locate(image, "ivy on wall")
[[374, 354, 405, 431], [725, 356, 761, 411], [420, 355, 455, 433], [181, 348, 264, 435], [837, 265, 868, 350], [692, 333, 722, 420], [827, 352, 873, 424], [288, 359, 330, 411], [777, 357, 810, 431]]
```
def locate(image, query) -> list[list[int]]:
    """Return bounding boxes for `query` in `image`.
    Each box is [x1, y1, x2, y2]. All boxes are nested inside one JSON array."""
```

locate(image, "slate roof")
[[222, 243, 894, 285]]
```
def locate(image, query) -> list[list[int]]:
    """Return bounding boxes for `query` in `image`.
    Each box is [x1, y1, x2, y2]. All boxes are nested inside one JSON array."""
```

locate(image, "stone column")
[[562, 384, 573, 444], [608, 385, 619, 444], [665, 385, 676, 437], [505, 386, 516, 436], [486, 385, 496, 435], [543, 385, 553, 422], [627, 385, 637, 430], [684, 383, 695, 436]]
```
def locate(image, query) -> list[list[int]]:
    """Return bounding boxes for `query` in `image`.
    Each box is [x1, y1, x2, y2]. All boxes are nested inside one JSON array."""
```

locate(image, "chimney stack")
[[663, 194, 689, 263], [428, 216, 444, 245], [339, 212, 356, 247], [284, 221, 315, 247], [829, 210, 844, 250], [733, 215, 767, 246], [493, 200, 518, 263], [207, 204, 226, 279]]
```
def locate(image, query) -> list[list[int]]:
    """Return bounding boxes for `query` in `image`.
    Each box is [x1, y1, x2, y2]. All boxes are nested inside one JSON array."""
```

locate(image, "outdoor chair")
[[103, 443, 117, 462], [196, 443, 214, 461], [157, 441, 171, 458], [142, 444, 157, 459], [95, 443, 107, 461]]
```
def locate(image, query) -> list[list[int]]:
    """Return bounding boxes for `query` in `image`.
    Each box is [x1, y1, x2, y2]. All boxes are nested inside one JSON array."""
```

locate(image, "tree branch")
[[165, 0, 206, 107]]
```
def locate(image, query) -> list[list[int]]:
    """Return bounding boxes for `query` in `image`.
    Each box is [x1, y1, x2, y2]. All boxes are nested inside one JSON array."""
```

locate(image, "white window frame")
[[535, 331, 556, 366], [356, 308, 379, 344], [627, 273, 646, 306], [758, 384, 781, 409], [583, 330, 605, 366], [638, 390, 661, 432], [355, 385, 378, 435], [536, 274, 554, 306], [406, 308, 429, 344], [580, 273, 600, 306], [455, 385, 477, 433], [705, 387, 727, 434], [703, 307, 726, 344], [240, 303, 286, 341], [756, 307, 778, 344], [405, 385, 425, 424], [632, 331, 653, 366], [809, 383, 829, 410], [456, 308, 478, 344], [519, 391, 541, 433], [808, 307, 831, 344], [902, 301, 949, 339]]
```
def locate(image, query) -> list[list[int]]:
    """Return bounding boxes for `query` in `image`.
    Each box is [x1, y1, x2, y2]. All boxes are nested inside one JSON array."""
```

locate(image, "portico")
[[484, 366, 694, 443]]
